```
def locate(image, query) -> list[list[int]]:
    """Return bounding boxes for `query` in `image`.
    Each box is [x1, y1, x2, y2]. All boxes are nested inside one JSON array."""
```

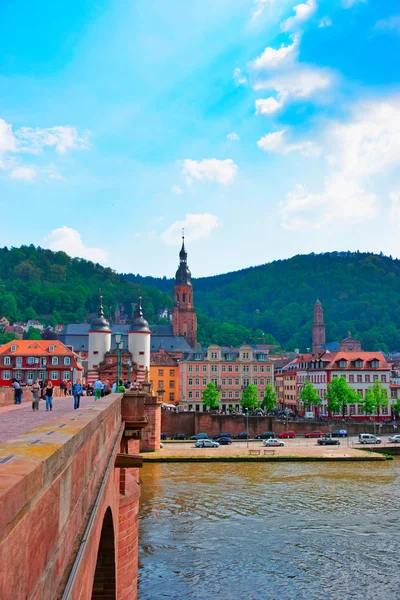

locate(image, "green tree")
[[392, 397, 400, 418], [261, 383, 277, 413], [241, 384, 259, 412], [202, 382, 220, 411], [23, 306, 37, 321], [25, 326, 42, 340], [298, 380, 322, 410], [326, 377, 359, 418], [0, 331, 18, 344], [363, 380, 388, 417]]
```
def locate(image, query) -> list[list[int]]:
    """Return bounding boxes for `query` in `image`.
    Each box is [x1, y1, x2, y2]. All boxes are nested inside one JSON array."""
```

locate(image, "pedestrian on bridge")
[[93, 378, 103, 400], [31, 379, 41, 411], [73, 379, 83, 410], [45, 381, 54, 411], [12, 378, 22, 404]]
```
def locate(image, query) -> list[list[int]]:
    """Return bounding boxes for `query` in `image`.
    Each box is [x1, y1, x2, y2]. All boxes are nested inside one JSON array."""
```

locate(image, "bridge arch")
[[91, 507, 116, 599]]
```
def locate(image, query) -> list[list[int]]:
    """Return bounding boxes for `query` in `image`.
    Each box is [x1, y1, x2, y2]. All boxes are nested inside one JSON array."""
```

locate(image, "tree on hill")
[[241, 384, 259, 412], [326, 377, 360, 418], [25, 327, 42, 340], [261, 383, 277, 413], [298, 380, 322, 411], [202, 382, 220, 411], [0, 332, 18, 345]]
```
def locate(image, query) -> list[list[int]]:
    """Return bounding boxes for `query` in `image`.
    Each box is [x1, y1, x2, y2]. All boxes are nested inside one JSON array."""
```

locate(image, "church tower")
[[312, 299, 326, 352], [88, 296, 111, 382], [172, 235, 197, 348]]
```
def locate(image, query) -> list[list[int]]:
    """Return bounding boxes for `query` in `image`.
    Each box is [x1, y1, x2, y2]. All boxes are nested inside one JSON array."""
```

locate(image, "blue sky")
[[1, 0, 400, 277]]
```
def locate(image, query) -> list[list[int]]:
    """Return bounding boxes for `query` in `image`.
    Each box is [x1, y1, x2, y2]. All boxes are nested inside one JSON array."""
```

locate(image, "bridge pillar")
[[122, 386, 162, 452]]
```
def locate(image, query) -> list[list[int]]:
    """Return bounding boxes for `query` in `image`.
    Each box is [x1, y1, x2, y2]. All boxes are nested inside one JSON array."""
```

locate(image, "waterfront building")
[[178, 344, 273, 412], [150, 347, 179, 404], [0, 339, 82, 385]]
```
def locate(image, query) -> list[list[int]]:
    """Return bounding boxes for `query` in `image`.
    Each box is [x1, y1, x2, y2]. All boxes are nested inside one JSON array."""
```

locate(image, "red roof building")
[[0, 340, 83, 386]]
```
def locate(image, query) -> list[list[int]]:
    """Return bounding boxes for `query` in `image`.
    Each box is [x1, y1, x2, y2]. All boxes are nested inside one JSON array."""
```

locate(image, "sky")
[[1, 0, 400, 278]]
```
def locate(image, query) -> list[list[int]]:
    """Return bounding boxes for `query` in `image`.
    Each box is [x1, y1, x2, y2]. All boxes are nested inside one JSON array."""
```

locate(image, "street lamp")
[[246, 411, 249, 448], [115, 332, 123, 387], [126, 359, 132, 384]]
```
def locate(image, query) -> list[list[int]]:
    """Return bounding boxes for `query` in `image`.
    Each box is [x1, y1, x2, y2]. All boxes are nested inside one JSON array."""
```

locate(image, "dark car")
[[171, 433, 187, 440], [160, 432, 167, 440], [212, 432, 232, 440], [317, 436, 340, 446], [215, 437, 233, 445], [331, 429, 348, 438], [235, 432, 250, 439], [190, 432, 209, 441], [254, 431, 276, 440]]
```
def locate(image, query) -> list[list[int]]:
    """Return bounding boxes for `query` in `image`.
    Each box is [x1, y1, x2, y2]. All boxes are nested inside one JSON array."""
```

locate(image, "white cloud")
[[227, 132, 240, 141], [42, 227, 107, 263], [171, 184, 183, 195], [251, 0, 273, 21], [251, 35, 299, 71], [16, 125, 90, 155], [233, 67, 247, 86], [389, 190, 400, 219], [255, 65, 332, 98], [280, 98, 400, 229], [182, 158, 237, 185], [255, 97, 283, 115], [161, 213, 220, 245], [375, 15, 400, 35], [257, 129, 320, 156], [10, 166, 37, 181], [318, 16, 332, 28], [342, 0, 367, 7], [281, 0, 316, 32], [0, 119, 17, 157], [156, 216, 164, 222]]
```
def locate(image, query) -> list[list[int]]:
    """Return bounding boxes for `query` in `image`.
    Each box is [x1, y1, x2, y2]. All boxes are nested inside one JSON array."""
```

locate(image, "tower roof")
[[89, 296, 111, 332], [175, 233, 192, 286], [130, 297, 150, 333]]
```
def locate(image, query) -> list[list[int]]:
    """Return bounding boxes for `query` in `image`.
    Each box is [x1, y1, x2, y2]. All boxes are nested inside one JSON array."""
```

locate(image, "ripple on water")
[[138, 461, 400, 600]]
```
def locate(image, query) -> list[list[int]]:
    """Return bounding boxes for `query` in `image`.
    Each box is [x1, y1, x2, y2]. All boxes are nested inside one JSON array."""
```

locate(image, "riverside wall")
[[161, 410, 398, 437]]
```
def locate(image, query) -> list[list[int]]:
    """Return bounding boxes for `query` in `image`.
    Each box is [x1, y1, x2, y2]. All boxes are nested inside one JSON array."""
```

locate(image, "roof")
[[0, 340, 81, 357], [151, 351, 178, 366], [318, 351, 390, 370]]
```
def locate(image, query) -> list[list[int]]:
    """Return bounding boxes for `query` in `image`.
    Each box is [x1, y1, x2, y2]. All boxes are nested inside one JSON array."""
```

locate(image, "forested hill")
[[125, 251, 400, 353], [0, 245, 171, 326]]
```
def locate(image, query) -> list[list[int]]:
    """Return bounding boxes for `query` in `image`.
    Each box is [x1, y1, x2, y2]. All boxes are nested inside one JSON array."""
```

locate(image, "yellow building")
[[150, 348, 180, 404]]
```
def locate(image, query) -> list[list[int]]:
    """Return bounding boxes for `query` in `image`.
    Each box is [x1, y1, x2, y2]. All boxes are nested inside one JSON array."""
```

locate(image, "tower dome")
[[89, 296, 111, 332]]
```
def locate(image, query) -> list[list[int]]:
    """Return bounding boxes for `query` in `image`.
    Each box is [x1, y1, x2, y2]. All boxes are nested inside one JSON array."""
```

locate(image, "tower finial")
[[98, 295, 105, 317]]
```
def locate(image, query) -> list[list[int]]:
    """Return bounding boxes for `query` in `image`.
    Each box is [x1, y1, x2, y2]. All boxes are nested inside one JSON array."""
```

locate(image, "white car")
[[388, 434, 400, 443], [194, 439, 219, 448], [359, 434, 381, 444], [263, 438, 285, 447]]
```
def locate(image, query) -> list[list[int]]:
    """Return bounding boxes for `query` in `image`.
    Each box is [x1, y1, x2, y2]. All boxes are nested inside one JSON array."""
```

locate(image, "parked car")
[[305, 430, 328, 438], [254, 431, 275, 440], [278, 430, 296, 439], [317, 436, 340, 446], [194, 439, 219, 448], [263, 438, 285, 447], [359, 434, 381, 444], [215, 437, 232, 445], [235, 432, 250, 439], [331, 429, 348, 438], [171, 433, 187, 440], [388, 434, 400, 443], [212, 432, 232, 440], [160, 433, 167, 440], [190, 433, 209, 440]]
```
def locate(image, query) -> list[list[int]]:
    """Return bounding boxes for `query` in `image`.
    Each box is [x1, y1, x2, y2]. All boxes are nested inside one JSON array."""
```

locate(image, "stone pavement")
[[0, 395, 97, 443]]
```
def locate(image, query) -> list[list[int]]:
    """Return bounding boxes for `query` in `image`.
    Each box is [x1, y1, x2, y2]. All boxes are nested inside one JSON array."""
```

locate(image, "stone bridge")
[[0, 386, 161, 600]]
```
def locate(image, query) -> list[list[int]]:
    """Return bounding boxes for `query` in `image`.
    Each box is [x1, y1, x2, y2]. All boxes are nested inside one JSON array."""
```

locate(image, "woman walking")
[[45, 380, 54, 411], [73, 379, 83, 410], [31, 379, 41, 411]]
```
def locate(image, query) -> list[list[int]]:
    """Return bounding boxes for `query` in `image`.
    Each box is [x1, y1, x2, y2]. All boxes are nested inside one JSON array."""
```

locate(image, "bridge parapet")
[[122, 384, 162, 452]]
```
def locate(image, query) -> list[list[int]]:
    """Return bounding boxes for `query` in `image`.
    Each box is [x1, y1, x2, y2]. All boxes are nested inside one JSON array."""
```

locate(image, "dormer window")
[[371, 359, 379, 369], [354, 359, 363, 369], [338, 359, 347, 368], [11, 345, 17, 352], [49, 345, 55, 352], [257, 353, 265, 361], [226, 353, 234, 361]]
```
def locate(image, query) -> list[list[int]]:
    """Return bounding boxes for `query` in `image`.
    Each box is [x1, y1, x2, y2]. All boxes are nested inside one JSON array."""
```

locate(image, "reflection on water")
[[138, 461, 400, 600]]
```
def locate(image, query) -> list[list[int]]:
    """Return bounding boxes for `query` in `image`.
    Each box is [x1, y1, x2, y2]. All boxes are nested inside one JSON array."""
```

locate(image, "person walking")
[[60, 380, 66, 396], [73, 379, 83, 410], [12, 378, 23, 404], [45, 380, 54, 411], [31, 379, 41, 411], [93, 378, 103, 400], [103, 380, 111, 396]]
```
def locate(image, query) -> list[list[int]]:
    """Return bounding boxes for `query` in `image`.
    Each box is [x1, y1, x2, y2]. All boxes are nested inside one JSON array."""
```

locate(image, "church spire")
[[175, 231, 191, 285]]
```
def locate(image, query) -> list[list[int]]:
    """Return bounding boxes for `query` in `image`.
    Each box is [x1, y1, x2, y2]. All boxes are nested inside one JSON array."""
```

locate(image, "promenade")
[[0, 395, 95, 443]]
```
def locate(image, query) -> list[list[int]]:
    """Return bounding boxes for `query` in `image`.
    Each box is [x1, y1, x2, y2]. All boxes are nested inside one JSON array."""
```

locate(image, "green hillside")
[[126, 251, 400, 353], [0, 245, 171, 328]]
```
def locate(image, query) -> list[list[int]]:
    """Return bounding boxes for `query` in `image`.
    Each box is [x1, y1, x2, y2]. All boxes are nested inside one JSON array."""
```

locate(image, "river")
[[138, 461, 400, 600]]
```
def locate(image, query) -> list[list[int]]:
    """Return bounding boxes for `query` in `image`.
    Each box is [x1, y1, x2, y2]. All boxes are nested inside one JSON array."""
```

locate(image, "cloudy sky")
[[1, 0, 399, 277]]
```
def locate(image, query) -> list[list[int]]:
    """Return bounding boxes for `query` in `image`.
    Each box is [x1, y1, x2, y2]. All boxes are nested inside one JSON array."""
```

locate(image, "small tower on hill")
[[172, 234, 197, 348], [312, 299, 326, 352]]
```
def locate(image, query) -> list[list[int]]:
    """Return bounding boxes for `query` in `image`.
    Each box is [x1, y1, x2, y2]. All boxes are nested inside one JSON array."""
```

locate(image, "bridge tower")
[[128, 297, 150, 383], [88, 296, 111, 383]]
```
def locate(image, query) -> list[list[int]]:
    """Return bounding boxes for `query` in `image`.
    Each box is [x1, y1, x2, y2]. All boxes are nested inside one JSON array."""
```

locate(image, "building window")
[[170, 380, 175, 388], [228, 391, 233, 398], [222, 378, 226, 386], [49, 345, 55, 352], [266, 366, 271, 373], [371, 360, 379, 369], [170, 393, 175, 401], [235, 378, 239, 385], [228, 365, 233, 372], [381, 375, 387, 383], [14, 370, 23, 380], [170, 369, 175, 376], [202, 365, 207, 372], [222, 366, 226, 372], [253, 378, 258, 385], [228, 378, 232, 385], [195, 365, 200, 372], [222, 391, 226, 398], [158, 369, 164, 376], [365, 374, 370, 383], [4, 356, 11, 366], [260, 391, 264, 398], [139, 351, 144, 356], [382, 405, 388, 415], [235, 366, 239, 373], [373, 375, 378, 381], [253, 366, 258, 373], [357, 389, 363, 397], [158, 380, 164, 388], [50, 371, 58, 380], [260, 378, 264, 386], [188, 391, 193, 398], [211, 365, 218, 373], [211, 378, 218, 385], [243, 366, 249, 373], [211, 352, 218, 359], [51, 357, 59, 366], [3, 370, 11, 380], [11, 344, 17, 352], [188, 365, 193, 372], [349, 375, 354, 383], [39, 371, 46, 380], [349, 405, 356, 415], [242, 352, 249, 359], [267, 378, 271, 385], [243, 378, 250, 386], [195, 378, 199, 386], [64, 357, 71, 366], [195, 391, 200, 398], [203, 378, 207, 385], [226, 353, 234, 361], [63, 371, 71, 380], [235, 391, 240, 398]]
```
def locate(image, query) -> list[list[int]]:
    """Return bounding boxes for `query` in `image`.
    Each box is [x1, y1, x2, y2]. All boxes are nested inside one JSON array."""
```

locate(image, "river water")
[[138, 461, 400, 600]]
